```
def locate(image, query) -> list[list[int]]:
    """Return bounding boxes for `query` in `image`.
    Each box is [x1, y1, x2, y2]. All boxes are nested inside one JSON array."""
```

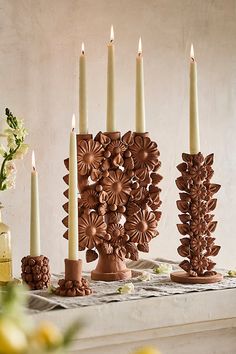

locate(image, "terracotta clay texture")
[[21, 255, 50, 290], [171, 152, 222, 284], [55, 259, 92, 297], [63, 131, 162, 281]]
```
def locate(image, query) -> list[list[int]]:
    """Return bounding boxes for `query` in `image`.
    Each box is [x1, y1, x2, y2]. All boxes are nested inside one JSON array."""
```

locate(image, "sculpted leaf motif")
[[86, 249, 98, 263], [208, 221, 218, 233], [176, 177, 188, 191], [179, 260, 191, 272], [182, 153, 192, 163], [176, 200, 189, 213], [178, 213, 191, 223], [122, 131, 134, 145], [178, 245, 190, 258], [209, 183, 221, 195], [137, 243, 149, 252], [180, 237, 190, 246], [177, 224, 190, 235], [179, 193, 191, 202], [207, 199, 217, 212], [209, 245, 221, 257], [177, 162, 187, 172], [205, 153, 214, 166]]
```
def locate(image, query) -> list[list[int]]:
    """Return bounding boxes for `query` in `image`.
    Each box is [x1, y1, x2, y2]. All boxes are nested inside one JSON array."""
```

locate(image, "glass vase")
[[0, 205, 12, 283]]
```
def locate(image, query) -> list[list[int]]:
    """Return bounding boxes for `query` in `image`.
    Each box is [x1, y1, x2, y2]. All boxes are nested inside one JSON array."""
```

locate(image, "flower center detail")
[[112, 181, 123, 193], [86, 225, 97, 237], [137, 221, 148, 232], [83, 153, 94, 164], [138, 150, 148, 161]]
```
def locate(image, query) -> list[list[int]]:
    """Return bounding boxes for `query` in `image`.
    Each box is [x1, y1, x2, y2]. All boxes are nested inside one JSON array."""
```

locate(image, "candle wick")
[[191, 56, 195, 62], [110, 39, 114, 43], [138, 52, 142, 57], [32, 166, 36, 172], [72, 127, 75, 132], [82, 50, 85, 55]]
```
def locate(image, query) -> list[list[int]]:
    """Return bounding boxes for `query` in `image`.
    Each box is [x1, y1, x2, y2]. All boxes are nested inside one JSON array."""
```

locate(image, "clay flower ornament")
[[190, 201, 207, 217], [0, 108, 28, 191], [190, 184, 207, 200], [125, 210, 157, 244], [79, 211, 107, 249], [80, 189, 99, 209], [77, 139, 104, 176], [191, 255, 208, 275], [189, 164, 207, 183], [190, 236, 207, 253], [129, 135, 159, 171], [107, 223, 127, 246], [102, 168, 131, 206]]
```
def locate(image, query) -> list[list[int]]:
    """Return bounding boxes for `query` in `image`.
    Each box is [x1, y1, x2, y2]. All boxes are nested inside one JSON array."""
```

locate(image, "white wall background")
[[0, 0, 235, 275]]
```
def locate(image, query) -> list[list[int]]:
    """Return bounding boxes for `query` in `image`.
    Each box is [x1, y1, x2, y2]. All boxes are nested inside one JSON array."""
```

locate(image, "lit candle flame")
[[190, 44, 194, 61], [32, 150, 36, 171], [110, 25, 114, 42], [81, 42, 85, 55], [72, 114, 75, 131], [138, 37, 142, 55]]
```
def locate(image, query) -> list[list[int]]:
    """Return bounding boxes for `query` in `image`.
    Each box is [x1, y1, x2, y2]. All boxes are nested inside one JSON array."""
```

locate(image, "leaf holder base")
[[55, 259, 92, 297]]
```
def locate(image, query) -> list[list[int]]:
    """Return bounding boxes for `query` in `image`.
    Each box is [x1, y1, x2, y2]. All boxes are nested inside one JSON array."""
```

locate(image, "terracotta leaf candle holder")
[[21, 255, 50, 290], [170, 152, 223, 284], [62, 131, 162, 281], [55, 259, 92, 297]]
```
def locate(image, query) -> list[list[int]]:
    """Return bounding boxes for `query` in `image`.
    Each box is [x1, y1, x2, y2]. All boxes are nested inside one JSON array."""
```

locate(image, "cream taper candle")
[[68, 114, 79, 260], [106, 25, 115, 132], [30, 151, 40, 257], [189, 44, 200, 154], [135, 38, 146, 133], [79, 42, 88, 134]]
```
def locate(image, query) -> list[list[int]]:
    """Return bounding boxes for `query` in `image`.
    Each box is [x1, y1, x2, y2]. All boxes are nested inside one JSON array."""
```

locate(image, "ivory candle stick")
[[68, 114, 79, 260], [79, 42, 88, 134], [135, 38, 146, 133], [30, 151, 41, 257], [189, 44, 200, 154], [106, 25, 116, 132]]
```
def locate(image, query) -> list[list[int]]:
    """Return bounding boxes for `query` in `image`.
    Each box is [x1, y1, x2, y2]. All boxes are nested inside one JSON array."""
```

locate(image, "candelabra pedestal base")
[[21, 255, 50, 290], [91, 253, 132, 281], [55, 259, 92, 297], [170, 271, 223, 284]]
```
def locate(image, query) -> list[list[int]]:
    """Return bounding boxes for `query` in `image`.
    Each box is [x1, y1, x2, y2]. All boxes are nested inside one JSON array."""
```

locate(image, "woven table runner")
[[27, 259, 236, 313]]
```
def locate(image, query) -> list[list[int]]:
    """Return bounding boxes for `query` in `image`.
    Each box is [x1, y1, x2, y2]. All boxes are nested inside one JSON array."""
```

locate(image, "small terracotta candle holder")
[[62, 131, 162, 281], [21, 255, 50, 290], [55, 258, 92, 297], [170, 152, 223, 284]]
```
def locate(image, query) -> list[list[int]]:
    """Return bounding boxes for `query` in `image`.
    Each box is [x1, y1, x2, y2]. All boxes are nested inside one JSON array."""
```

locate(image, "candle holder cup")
[[170, 152, 223, 284], [62, 131, 162, 281], [55, 258, 92, 296], [21, 255, 50, 290]]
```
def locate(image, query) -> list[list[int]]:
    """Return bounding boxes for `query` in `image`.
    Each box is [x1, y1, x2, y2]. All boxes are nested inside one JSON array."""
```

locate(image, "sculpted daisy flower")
[[189, 165, 207, 183], [107, 140, 127, 155], [129, 136, 159, 171], [190, 201, 207, 218], [190, 185, 207, 200], [192, 255, 208, 274], [79, 212, 106, 249], [190, 236, 207, 253], [77, 139, 104, 175], [107, 223, 126, 246], [190, 219, 207, 235], [125, 210, 157, 244], [102, 169, 131, 206], [81, 189, 99, 209]]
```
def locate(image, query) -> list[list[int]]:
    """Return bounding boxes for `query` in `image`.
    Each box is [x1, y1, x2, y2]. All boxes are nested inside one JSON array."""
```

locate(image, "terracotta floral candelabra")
[[62, 131, 162, 281], [170, 152, 223, 284]]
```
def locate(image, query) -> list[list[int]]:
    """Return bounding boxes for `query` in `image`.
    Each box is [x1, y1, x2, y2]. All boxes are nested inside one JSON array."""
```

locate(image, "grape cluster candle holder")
[[62, 131, 162, 281], [21, 255, 50, 290], [170, 152, 223, 284]]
